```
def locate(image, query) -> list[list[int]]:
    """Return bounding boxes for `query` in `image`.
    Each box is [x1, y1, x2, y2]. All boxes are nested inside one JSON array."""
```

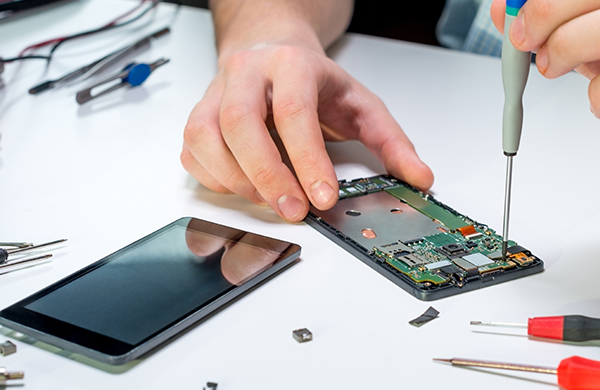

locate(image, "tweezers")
[[29, 27, 170, 95]]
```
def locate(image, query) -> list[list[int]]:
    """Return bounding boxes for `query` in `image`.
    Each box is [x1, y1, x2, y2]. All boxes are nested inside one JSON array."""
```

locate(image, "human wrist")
[[215, 20, 326, 70]]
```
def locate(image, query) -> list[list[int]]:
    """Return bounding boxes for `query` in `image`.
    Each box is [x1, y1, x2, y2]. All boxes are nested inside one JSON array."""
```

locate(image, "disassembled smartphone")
[[0, 217, 301, 365], [305, 175, 543, 301]]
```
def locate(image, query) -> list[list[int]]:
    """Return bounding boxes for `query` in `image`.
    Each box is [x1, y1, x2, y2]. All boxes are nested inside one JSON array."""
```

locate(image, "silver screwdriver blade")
[[502, 156, 514, 260], [470, 320, 527, 328], [433, 357, 557, 375]]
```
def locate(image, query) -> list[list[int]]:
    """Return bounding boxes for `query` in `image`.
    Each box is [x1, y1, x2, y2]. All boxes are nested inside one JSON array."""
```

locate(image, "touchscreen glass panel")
[[24, 223, 285, 346]]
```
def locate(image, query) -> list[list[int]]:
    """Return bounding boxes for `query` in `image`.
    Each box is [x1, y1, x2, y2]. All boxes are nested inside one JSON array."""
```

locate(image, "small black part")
[[465, 240, 478, 249], [444, 244, 463, 253], [409, 306, 440, 327], [292, 328, 313, 343], [0, 248, 8, 264], [465, 268, 479, 278], [439, 265, 460, 275], [436, 244, 469, 259], [206, 382, 218, 390], [507, 245, 531, 256]]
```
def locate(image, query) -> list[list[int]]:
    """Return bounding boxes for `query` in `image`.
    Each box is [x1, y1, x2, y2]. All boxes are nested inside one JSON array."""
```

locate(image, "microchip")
[[462, 253, 494, 267], [292, 328, 313, 343], [452, 257, 478, 277], [436, 243, 469, 259], [464, 240, 478, 249], [439, 265, 460, 275]]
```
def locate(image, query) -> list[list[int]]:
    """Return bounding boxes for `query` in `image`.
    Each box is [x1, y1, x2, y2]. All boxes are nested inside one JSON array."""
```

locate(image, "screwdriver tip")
[[470, 321, 483, 326], [433, 358, 452, 363]]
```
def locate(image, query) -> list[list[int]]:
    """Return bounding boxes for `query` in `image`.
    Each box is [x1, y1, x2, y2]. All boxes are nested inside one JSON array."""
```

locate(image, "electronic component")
[[204, 382, 218, 390], [462, 253, 494, 267], [409, 306, 439, 327], [0, 367, 23, 385], [292, 328, 313, 343], [0, 341, 16, 356], [305, 174, 544, 300], [452, 258, 478, 277], [426, 260, 452, 270]]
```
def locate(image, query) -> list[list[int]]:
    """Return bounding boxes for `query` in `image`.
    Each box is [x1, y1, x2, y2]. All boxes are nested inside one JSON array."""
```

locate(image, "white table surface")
[[1, 1, 600, 389]]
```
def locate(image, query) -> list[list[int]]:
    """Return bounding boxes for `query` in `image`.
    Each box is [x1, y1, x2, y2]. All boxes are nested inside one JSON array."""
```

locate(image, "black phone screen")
[[0, 217, 300, 364], [25, 225, 234, 345]]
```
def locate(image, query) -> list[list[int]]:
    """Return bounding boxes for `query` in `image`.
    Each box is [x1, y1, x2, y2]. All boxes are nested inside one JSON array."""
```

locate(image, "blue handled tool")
[[75, 58, 169, 104], [501, 0, 531, 259]]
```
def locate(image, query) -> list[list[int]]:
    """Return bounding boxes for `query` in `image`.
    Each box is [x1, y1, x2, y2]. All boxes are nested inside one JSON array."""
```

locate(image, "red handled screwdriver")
[[434, 356, 600, 390], [471, 315, 600, 342]]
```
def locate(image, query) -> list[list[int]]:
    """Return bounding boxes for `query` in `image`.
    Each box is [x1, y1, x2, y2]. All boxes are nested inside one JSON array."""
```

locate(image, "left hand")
[[491, 0, 600, 117]]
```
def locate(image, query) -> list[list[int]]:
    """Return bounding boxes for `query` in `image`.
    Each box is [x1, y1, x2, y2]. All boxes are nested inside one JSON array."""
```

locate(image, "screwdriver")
[[471, 315, 600, 342], [501, 0, 532, 259], [0, 239, 67, 264], [434, 356, 600, 390]]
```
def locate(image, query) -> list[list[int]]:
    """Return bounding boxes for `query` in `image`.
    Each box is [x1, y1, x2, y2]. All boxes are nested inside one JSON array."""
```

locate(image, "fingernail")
[[255, 190, 268, 206], [511, 13, 525, 46], [591, 104, 599, 119], [277, 195, 304, 221], [536, 48, 548, 74], [310, 180, 335, 208]]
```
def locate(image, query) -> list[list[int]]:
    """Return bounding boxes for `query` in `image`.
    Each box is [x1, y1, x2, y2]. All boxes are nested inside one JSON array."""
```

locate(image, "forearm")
[[209, 0, 353, 66]]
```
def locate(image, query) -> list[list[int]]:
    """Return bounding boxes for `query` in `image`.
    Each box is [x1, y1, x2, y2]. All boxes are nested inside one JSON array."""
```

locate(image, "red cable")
[[18, 0, 150, 56]]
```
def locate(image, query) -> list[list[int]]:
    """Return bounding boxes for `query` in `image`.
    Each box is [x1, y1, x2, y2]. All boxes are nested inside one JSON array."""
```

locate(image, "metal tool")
[[434, 356, 600, 390], [0, 239, 66, 274], [501, 0, 531, 259], [29, 27, 170, 95], [75, 58, 169, 104], [472, 315, 600, 342], [0, 239, 66, 264]]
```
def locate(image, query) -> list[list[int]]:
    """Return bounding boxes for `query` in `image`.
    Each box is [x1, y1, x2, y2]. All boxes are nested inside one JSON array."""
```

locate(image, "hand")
[[491, 0, 600, 117], [182, 43, 434, 222]]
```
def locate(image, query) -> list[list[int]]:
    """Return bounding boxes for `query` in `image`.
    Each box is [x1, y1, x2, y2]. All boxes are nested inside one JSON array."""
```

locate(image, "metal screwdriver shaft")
[[502, 156, 514, 258], [434, 357, 557, 375], [501, 0, 531, 259]]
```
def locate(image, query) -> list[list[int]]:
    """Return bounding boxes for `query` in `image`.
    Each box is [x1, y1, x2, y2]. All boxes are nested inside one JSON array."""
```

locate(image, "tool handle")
[[501, 1, 531, 156], [528, 315, 600, 342], [558, 356, 600, 390]]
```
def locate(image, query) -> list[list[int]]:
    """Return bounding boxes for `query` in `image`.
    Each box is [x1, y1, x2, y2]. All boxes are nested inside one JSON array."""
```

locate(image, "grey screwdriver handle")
[[502, 14, 531, 156]]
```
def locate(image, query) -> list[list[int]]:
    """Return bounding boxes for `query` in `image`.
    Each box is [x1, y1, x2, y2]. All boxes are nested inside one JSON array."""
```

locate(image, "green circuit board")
[[306, 175, 543, 300]]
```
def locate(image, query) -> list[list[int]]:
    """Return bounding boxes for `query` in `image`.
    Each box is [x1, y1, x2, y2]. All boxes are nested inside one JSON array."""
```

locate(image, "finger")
[[535, 9, 600, 78], [589, 73, 600, 118], [490, 0, 506, 33], [219, 53, 310, 222], [180, 145, 232, 194], [509, 0, 600, 52], [272, 49, 338, 211], [183, 77, 262, 204]]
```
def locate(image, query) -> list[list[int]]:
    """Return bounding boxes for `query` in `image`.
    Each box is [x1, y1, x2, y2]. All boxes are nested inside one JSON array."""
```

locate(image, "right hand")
[[182, 43, 434, 222]]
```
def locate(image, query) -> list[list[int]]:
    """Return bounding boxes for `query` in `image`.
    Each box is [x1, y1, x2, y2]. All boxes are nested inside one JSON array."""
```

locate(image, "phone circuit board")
[[305, 175, 543, 300]]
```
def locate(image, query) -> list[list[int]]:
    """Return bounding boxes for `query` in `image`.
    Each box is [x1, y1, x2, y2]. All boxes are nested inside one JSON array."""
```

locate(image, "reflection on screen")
[[25, 226, 244, 345]]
